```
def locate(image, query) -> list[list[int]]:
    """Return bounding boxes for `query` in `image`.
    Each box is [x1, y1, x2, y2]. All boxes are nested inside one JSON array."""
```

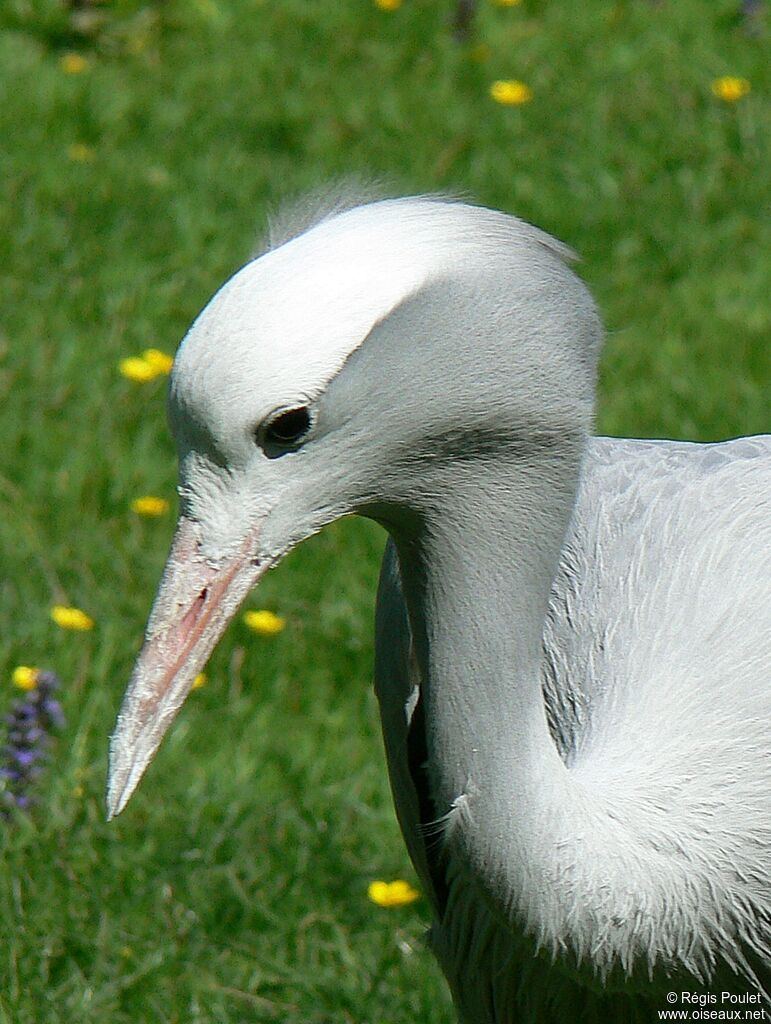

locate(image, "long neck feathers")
[[388, 444, 759, 991]]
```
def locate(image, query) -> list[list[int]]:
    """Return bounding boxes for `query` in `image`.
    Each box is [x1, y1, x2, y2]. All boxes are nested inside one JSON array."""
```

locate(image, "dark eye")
[[259, 406, 313, 457]]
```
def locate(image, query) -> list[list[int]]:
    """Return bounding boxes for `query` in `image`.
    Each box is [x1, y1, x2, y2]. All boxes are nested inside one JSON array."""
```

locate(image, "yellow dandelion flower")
[[130, 495, 170, 517], [243, 609, 286, 636], [119, 356, 157, 382], [118, 350, 172, 382], [192, 673, 207, 690], [12, 666, 40, 691], [711, 76, 750, 103], [374, 0, 402, 10], [51, 606, 94, 632], [141, 349, 174, 374], [367, 879, 420, 908], [495, 0, 522, 6], [68, 143, 96, 163], [489, 79, 533, 105], [60, 52, 89, 74]]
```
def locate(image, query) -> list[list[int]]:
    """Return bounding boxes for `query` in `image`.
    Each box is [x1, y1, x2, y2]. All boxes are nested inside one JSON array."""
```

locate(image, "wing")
[[543, 434, 771, 990], [544, 433, 771, 764]]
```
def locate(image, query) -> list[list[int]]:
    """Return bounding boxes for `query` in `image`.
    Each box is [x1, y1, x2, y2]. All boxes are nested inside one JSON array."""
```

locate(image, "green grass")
[[0, 0, 767, 1020]]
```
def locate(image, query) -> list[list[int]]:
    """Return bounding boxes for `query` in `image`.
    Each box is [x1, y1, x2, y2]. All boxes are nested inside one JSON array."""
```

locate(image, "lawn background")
[[0, 1, 768, 1021]]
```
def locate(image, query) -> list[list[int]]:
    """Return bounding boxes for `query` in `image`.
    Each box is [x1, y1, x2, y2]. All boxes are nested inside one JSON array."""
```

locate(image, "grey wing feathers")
[[543, 434, 771, 764], [543, 435, 771, 989]]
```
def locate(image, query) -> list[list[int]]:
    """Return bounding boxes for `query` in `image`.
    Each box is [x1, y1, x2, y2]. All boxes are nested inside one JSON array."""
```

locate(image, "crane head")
[[107, 194, 598, 818]]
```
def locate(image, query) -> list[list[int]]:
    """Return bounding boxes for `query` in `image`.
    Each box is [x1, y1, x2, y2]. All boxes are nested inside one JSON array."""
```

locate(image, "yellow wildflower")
[[374, 0, 402, 9], [51, 606, 94, 632], [711, 77, 750, 103], [131, 495, 170, 517], [141, 348, 174, 374], [12, 666, 40, 691], [68, 143, 95, 163], [119, 356, 157, 382], [243, 609, 286, 635], [367, 879, 420, 908], [60, 52, 89, 74], [495, 0, 522, 6], [192, 673, 207, 690], [489, 79, 533, 105], [119, 350, 173, 382]]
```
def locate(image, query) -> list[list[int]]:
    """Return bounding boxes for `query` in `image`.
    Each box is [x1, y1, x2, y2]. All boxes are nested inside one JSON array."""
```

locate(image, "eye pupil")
[[261, 407, 312, 453]]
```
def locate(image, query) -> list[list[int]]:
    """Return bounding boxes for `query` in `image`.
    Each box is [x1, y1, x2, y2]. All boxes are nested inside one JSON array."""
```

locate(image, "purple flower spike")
[[13, 726, 44, 745], [13, 749, 42, 767], [40, 699, 65, 729], [2, 668, 65, 817]]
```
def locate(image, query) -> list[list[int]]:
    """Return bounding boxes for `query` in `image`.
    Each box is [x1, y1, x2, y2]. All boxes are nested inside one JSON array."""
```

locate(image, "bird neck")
[[387, 443, 670, 968], [390, 447, 582, 888]]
